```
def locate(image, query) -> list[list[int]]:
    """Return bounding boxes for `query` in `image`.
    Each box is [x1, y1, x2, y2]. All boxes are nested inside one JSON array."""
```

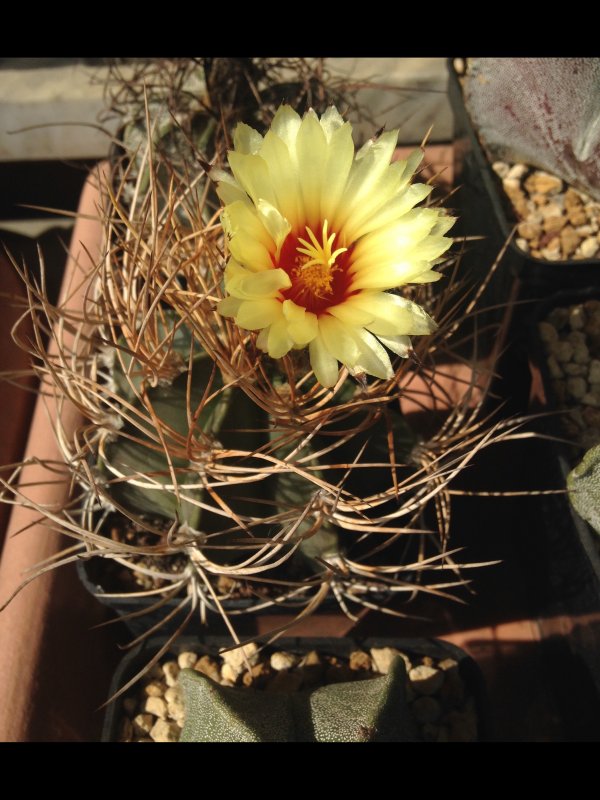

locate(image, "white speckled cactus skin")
[[464, 58, 600, 202], [179, 656, 418, 742]]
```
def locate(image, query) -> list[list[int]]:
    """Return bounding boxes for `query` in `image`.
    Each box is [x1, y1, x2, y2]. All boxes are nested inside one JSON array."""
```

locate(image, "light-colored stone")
[[560, 226, 582, 257], [409, 664, 445, 695], [543, 215, 566, 235], [299, 650, 321, 667], [539, 201, 562, 221], [538, 321, 558, 344], [580, 236, 599, 259], [144, 681, 166, 698], [491, 161, 510, 179], [516, 237, 530, 253], [573, 344, 590, 365], [144, 696, 168, 720], [194, 655, 221, 683], [150, 719, 180, 742], [547, 356, 563, 379], [567, 376, 587, 400], [370, 646, 400, 675], [164, 685, 183, 705], [162, 661, 180, 687], [569, 208, 588, 227], [348, 650, 372, 671], [506, 163, 528, 181], [582, 392, 600, 408], [564, 363, 586, 376], [551, 341, 573, 363], [567, 330, 586, 345], [270, 651, 299, 672], [132, 713, 154, 735], [525, 171, 563, 196], [517, 221, 542, 240], [541, 246, 561, 261], [221, 663, 240, 684], [412, 695, 442, 724], [221, 643, 259, 678], [589, 360, 600, 384], [177, 651, 198, 670]]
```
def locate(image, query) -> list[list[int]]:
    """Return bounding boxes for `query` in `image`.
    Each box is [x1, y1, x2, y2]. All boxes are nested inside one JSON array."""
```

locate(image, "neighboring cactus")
[[179, 655, 418, 742], [568, 444, 600, 535], [463, 58, 600, 202]]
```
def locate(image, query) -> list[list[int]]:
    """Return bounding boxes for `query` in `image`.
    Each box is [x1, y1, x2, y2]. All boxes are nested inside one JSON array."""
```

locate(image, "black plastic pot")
[[101, 635, 491, 742], [448, 60, 600, 295], [528, 287, 600, 592], [76, 557, 351, 637]]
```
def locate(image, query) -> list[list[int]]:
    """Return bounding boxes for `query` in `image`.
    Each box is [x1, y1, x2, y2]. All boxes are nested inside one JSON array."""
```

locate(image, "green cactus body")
[[179, 655, 418, 742], [568, 444, 600, 535]]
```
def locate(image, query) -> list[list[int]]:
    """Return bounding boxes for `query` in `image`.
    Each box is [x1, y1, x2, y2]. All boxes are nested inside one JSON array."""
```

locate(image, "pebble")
[[551, 341, 573, 363], [538, 321, 558, 344], [582, 392, 600, 408], [221, 663, 240, 684], [270, 651, 299, 671], [144, 681, 166, 698], [580, 237, 599, 259], [162, 661, 180, 687], [567, 376, 587, 400], [150, 719, 180, 742], [495, 162, 600, 262], [133, 714, 154, 734], [506, 163, 528, 181], [408, 665, 445, 695], [524, 171, 562, 195], [221, 643, 259, 678], [564, 363, 586, 376], [177, 651, 198, 670], [144, 696, 167, 720], [369, 647, 400, 675], [194, 655, 221, 683], [589, 360, 600, 383], [573, 344, 590, 364], [348, 650, 373, 672], [547, 355, 563, 379]]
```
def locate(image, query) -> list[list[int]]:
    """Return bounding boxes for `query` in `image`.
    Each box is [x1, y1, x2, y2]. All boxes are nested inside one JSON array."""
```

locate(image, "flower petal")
[[236, 298, 283, 330], [309, 334, 340, 387], [267, 318, 294, 358], [226, 261, 291, 299], [257, 199, 291, 257], [282, 299, 318, 345], [296, 110, 328, 229], [375, 334, 412, 357], [345, 292, 437, 336], [233, 122, 263, 155], [270, 105, 302, 153]]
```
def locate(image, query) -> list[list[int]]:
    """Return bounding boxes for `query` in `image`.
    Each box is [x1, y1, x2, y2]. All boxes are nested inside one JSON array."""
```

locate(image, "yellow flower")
[[217, 105, 453, 387]]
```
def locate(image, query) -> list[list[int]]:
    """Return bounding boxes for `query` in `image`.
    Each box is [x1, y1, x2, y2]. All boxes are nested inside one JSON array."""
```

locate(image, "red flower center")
[[276, 221, 355, 315]]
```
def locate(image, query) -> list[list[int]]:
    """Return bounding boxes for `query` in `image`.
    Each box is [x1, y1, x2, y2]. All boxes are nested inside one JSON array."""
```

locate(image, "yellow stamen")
[[294, 220, 347, 298]]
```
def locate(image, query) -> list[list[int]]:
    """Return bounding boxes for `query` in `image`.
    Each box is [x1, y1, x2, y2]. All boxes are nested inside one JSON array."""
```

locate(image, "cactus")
[[179, 655, 418, 742], [462, 58, 600, 202], [568, 444, 600, 535], [0, 58, 535, 644]]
